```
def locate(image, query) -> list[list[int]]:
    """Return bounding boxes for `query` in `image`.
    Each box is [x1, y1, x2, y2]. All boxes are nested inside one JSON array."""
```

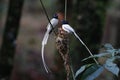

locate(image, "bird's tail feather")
[[42, 31, 49, 45], [41, 44, 51, 73], [73, 32, 94, 56], [41, 31, 51, 73], [44, 32, 49, 45], [44, 33, 49, 45]]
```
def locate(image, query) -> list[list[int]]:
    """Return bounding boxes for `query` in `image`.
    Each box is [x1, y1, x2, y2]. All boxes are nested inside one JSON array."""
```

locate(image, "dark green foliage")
[[70, 0, 109, 67], [75, 43, 120, 80], [81, 64, 102, 80]]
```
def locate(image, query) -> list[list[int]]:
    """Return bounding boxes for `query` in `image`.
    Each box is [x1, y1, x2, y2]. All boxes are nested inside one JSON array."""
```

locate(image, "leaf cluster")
[[75, 43, 120, 80]]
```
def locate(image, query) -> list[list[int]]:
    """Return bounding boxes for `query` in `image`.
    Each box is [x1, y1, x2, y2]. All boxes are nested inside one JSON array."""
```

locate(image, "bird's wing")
[[47, 18, 58, 34], [41, 44, 50, 73], [62, 25, 72, 33], [50, 18, 59, 26]]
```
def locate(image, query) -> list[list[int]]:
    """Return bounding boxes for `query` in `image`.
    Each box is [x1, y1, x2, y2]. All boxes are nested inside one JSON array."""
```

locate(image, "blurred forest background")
[[0, 0, 120, 80]]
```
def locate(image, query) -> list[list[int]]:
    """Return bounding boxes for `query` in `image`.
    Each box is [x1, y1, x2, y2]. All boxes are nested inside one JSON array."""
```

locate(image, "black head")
[[61, 20, 68, 24], [53, 13, 58, 19]]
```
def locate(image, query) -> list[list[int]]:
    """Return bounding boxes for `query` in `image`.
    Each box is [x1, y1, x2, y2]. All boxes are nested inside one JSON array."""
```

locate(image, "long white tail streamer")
[[73, 32, 98, 64], [41, 44, 50, 73]]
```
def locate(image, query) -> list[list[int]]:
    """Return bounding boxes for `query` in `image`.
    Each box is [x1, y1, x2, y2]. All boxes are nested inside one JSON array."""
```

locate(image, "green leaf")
[[104, 58, 119, 76], [84, 66, 104, 80], [81, 64, 104, 80], [75, 65, 86, 78], [104, 43, 114, 50], [82, 53, 110, 61], [75, 64, 93, 78], [103, 43, 119, 57]]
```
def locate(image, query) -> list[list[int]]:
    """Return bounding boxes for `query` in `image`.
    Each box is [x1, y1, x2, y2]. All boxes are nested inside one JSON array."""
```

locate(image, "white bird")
[[61, 20, 98, 63], [41, 14, 59, 73], [42, 14, 59, 45]]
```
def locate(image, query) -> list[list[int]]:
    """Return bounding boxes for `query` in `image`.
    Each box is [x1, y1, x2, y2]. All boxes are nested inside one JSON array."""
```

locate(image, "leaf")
[[102, 44, 120, 56], [118, 49, 120, 53], [104, 58, 119, 76], [75, 65, 86, 78], [115, 56, 120, 59], [106, 49, 116, 56], [82, 53, 110, 61], [104, 43, 114, 50], [75, 64, 93, 78], [84, 66, 104, 80], [81, 64, 103, 80]]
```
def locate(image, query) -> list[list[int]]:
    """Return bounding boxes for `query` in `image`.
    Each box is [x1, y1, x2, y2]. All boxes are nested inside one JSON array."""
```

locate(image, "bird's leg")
[[56, 28, 70, 80]]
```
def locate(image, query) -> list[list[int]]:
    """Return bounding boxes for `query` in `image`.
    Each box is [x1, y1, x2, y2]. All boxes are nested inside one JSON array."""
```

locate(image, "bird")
[[61, 20, 96, 62], [41, 13, 59, 73], [42, 13, 59, 45]]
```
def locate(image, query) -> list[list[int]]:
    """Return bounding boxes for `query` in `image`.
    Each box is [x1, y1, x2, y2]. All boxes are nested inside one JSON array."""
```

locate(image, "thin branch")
[[39, 0, 57, 35], [64, 0, 67, 20]]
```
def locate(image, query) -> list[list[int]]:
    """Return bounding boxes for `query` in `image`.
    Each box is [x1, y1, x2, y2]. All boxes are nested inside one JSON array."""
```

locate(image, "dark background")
[[0, 0, 120, 80]]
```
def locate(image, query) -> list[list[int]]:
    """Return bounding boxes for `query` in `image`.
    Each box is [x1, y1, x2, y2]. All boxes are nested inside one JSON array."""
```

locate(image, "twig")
[[39, 0, 57, 35], [64, 0, 67, 20]]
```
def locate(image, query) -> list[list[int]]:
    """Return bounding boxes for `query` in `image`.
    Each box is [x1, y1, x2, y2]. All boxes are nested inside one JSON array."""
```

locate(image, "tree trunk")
[[102, 0, 120, 46], [0, 0, 24, 79]]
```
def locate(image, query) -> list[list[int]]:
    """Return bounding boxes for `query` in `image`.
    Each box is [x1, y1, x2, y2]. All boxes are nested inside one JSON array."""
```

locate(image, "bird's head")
[[53, 13, 58, 19], [61, 20, 68, 24]]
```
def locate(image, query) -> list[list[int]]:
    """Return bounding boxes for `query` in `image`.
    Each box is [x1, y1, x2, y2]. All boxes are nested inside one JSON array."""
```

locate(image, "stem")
[[70, 65, 76, 80], [64, 0, 67, 20], [56, 28, 70, 80], [39, 0, 57, 35]]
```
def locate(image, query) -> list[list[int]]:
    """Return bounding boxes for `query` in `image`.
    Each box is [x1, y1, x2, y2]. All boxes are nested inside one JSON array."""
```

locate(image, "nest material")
[[56, 28, 70, 80]]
